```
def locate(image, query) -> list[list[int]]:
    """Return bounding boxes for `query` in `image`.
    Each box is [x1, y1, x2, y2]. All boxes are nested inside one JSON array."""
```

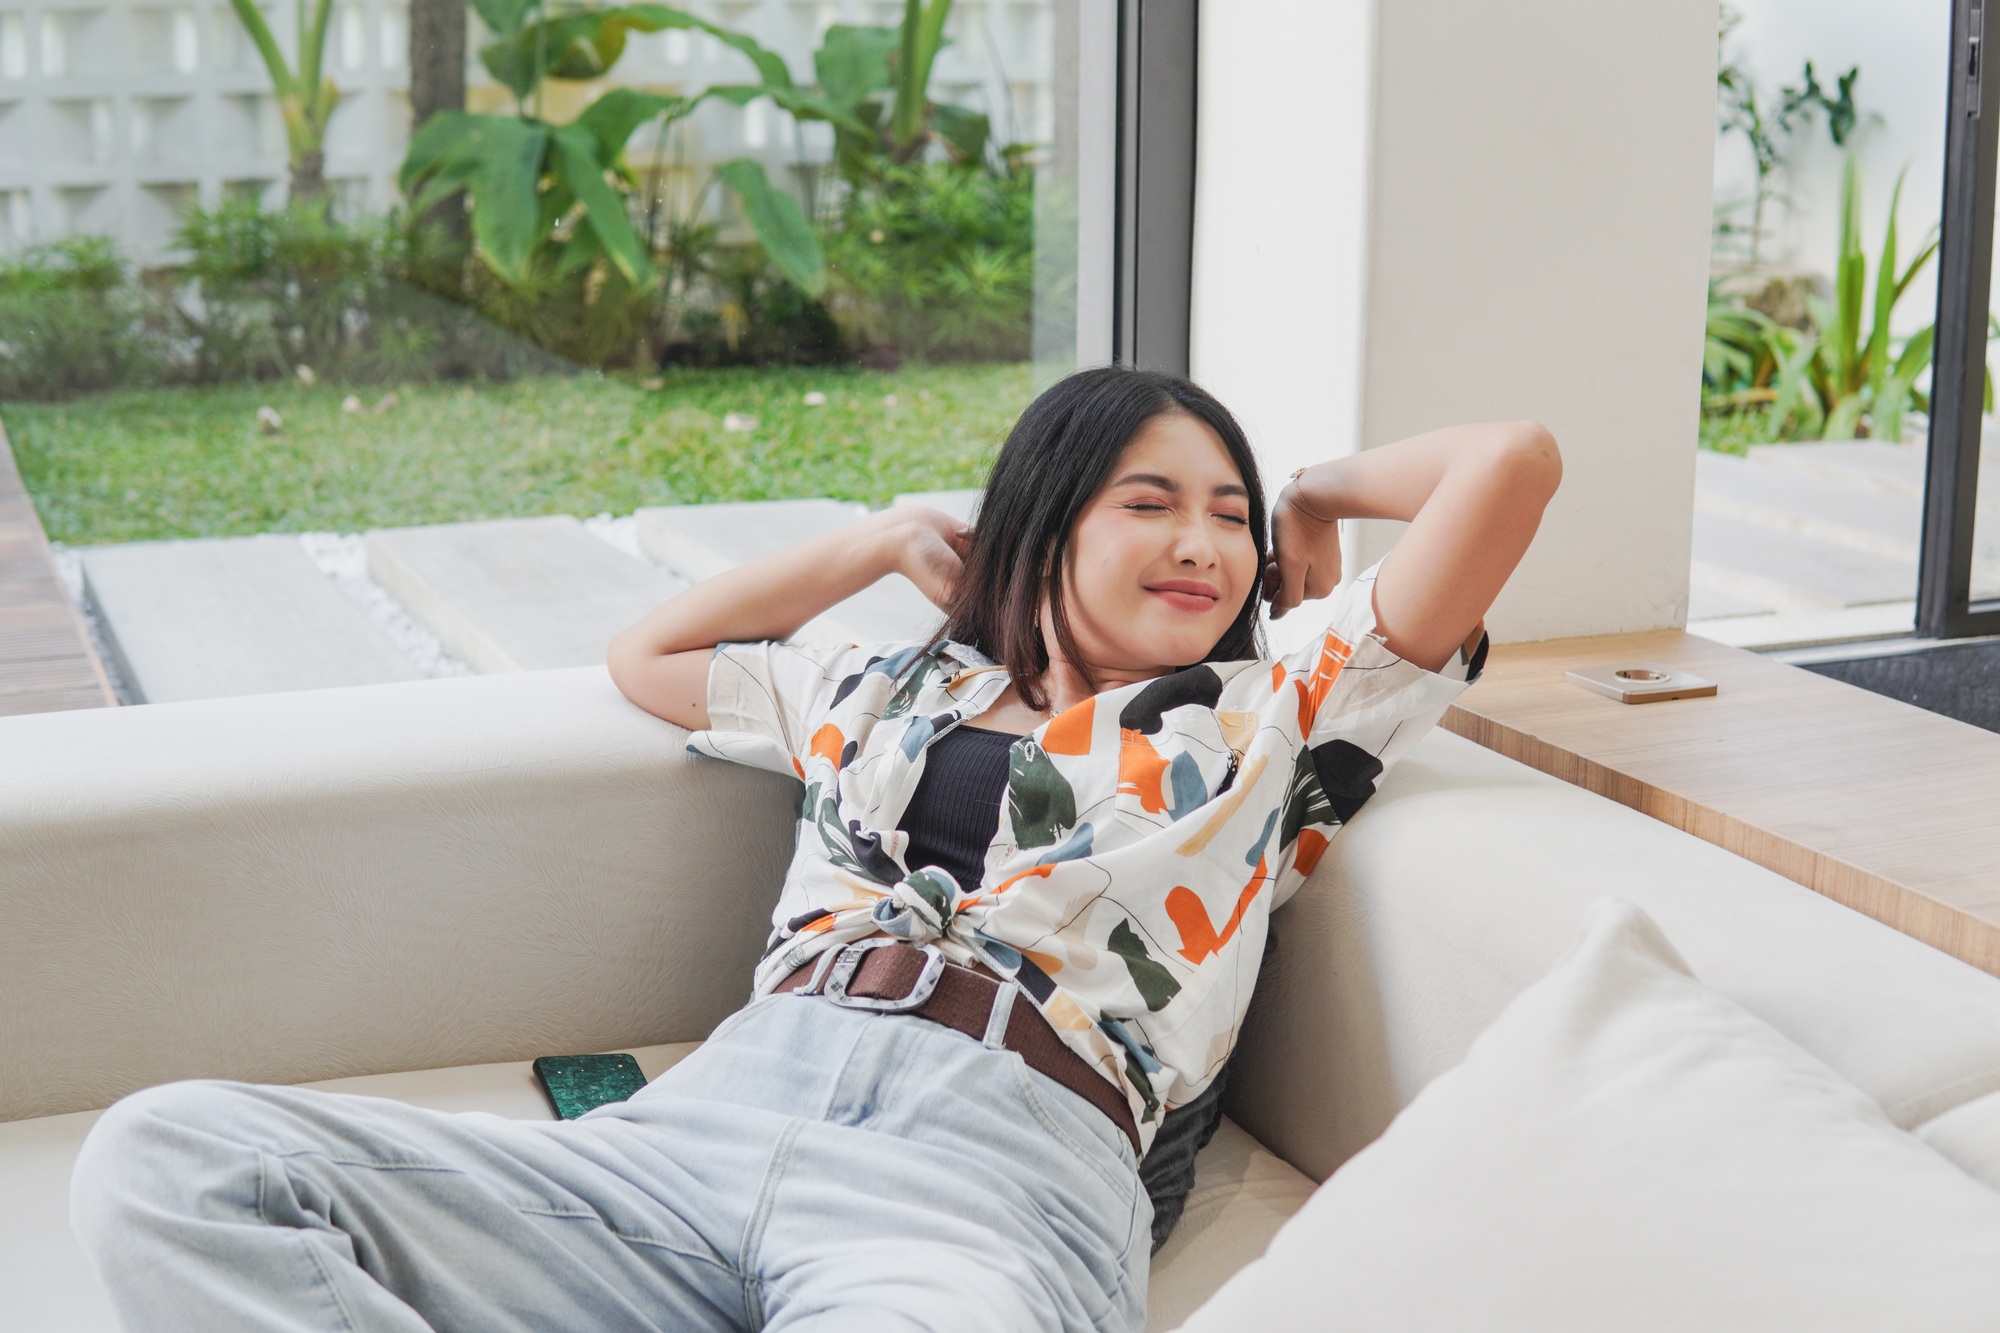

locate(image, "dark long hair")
[[940, 366, 1268, 710]]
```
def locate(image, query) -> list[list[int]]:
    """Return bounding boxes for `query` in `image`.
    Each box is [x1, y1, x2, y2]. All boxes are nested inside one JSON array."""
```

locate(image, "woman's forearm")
[[1289, 421, 1557, 525], [1269, 420, 1560, 671], [613, 517, 903, 662], [607, 506, 967, 729]]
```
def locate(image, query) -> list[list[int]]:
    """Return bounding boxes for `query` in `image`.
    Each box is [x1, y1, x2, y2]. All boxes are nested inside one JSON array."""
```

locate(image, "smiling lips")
[[1145, 580, 1223, 614]]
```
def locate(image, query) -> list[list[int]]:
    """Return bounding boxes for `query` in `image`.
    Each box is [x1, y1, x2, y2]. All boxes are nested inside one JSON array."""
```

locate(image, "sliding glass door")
[[1921, 0, 2000, 635]]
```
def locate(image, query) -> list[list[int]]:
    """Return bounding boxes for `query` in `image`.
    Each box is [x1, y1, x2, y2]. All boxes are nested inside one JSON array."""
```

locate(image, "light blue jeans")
[[71, 992, 1151, 1332]]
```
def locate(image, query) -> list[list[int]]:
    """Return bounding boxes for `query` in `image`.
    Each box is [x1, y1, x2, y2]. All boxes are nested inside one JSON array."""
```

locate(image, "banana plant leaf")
[[402, 113, 553, 284], [482, 10, 633, 97], [889, 0, 953, 151], [715, 158, 825, 295], [815, 23, 898, 104], [621, 3, 795, 87], [470, 0, 535, 37], [574, 87, 692, 165], [483, 4, 799, 103], [930, 102, 991, 163], [403, 79, 715, 290], [552, 121, 651, 284]]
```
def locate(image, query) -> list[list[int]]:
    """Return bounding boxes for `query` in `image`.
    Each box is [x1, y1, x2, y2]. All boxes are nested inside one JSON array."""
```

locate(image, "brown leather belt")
[[776, 938, 1140, 1155]]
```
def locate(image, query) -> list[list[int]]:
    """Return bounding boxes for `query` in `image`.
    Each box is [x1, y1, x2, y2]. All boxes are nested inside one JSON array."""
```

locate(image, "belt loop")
[[796, 944, 844, 997], [981, 979, 1020, 1050]]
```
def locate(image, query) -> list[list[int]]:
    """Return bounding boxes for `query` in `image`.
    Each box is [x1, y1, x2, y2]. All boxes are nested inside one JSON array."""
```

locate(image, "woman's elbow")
[[1490, 420, 1562, 502]]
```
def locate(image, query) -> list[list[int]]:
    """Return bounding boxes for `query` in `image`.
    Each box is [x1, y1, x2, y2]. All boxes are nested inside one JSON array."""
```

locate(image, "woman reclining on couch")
[[72, 366, 1558, 1332]]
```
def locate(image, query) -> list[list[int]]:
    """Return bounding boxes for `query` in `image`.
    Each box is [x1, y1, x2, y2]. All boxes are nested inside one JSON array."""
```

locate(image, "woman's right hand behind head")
[[877, 506, 974, 611]]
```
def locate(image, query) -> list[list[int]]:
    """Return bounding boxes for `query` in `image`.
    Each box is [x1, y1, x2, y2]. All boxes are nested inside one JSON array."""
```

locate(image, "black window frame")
[[1921, 0, 2000, 638], [1113, 0, 1197, 377]]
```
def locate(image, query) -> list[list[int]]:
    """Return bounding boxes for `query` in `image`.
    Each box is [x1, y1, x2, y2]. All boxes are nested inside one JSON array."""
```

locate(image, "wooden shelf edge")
[[1442, 703, 2000, 980]]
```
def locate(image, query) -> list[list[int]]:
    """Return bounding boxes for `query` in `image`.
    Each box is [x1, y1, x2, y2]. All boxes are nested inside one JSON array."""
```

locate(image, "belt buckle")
[[821, 939, 946, 1013]]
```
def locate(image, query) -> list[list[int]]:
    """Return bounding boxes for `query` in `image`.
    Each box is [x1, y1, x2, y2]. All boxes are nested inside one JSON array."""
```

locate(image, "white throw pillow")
[[1176, 900, 2000, 1332]]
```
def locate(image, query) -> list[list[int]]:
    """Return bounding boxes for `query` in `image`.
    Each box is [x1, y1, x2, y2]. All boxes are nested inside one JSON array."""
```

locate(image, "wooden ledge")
[[1444, 630, 2000, 979]]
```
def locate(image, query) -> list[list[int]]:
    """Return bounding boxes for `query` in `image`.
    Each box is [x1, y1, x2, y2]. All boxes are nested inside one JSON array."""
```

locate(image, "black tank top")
[[898, 723, 1015, 888], [896, 717, 1232, 1249]]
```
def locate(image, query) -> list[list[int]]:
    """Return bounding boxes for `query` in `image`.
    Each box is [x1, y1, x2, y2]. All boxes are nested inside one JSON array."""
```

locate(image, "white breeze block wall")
[[1194, 0, 1718, 646], [0, 0, 1053, 260]]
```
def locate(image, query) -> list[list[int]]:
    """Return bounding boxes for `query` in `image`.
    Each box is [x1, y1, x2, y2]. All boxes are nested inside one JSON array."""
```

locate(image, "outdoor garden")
[[1702, 6, 1966, 456], [0, 0, 1036, 545]]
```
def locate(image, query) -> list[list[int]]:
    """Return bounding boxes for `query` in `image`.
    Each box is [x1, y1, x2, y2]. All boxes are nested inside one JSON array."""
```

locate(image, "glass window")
[[0, 0, 1115, 710], [1695, 0, 1950, 647]]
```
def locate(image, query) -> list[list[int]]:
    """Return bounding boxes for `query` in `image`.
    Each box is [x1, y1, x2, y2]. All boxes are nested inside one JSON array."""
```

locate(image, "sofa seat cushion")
[[0, 1044, 1312, 1332], [1182, 901, 2000, 1332]]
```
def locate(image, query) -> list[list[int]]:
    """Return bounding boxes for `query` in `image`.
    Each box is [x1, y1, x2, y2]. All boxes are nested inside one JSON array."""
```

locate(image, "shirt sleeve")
[[1274, 558, 1485, 841], [687, 639, 888, 778]]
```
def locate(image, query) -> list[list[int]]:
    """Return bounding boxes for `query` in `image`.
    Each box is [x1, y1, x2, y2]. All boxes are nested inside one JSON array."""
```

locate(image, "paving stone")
[[1686, 601, 1916, 652], [1694, 451, 1920, 557], [892, 490, 984, 524], [1691, 510, 1917, 611], [1685, 576, 1772, 621], [635, 500, 944, 646], [79, 536, 420, 703], [1744, 441, 1930, 496], [366, 516, 686, 673], [634, 499, 866, 582]]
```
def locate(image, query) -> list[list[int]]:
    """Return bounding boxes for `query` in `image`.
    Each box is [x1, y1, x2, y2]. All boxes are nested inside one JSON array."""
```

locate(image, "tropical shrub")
[[780, 0, 994, 182], [1703, 287, 1781, 410], [822, 159, 1032, 361], [400, 5, 823, 296], [1763, 157, 1938, 442], [224, 0, 339, 201], [172, 200, 566, 383], [0, 238, 178, 400]]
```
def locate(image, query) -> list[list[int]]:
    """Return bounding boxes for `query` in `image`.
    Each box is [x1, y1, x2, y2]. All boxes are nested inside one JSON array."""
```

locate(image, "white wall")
[[1716, 0, 1952, 337], [1193, 0, 1719, 645], [1190, 0, 1375, 494]]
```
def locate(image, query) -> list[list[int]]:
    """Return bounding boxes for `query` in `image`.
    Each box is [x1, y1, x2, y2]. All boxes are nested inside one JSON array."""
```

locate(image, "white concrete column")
[[1193, 0, 1719, 644]]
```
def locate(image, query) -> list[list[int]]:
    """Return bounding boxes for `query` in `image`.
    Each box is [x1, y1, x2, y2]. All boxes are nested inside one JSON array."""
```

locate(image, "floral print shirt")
[[690, 560, 1484, 1152]]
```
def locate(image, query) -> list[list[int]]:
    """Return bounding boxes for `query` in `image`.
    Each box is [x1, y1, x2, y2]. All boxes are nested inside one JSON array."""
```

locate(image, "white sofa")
[[6, 666, 2000, 1330]]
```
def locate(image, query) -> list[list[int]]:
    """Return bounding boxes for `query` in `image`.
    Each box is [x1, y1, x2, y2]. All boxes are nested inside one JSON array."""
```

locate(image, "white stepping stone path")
[[77, 535, 420, 703], [1688, 438, 2000, 647], [365, 516, 687, 674], [892, 489, 984, 524], [635, 500, 946, 647]]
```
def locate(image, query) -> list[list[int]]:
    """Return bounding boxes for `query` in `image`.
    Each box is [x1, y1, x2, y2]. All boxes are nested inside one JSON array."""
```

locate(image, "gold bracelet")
[[1283, 468, 1336, 525]]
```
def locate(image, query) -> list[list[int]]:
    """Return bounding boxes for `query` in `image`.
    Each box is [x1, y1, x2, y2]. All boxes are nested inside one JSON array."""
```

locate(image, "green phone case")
[[532, 1053, 649, 1120]]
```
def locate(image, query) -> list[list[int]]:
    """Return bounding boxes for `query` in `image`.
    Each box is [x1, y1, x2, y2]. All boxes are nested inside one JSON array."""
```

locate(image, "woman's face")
[[1056, 411, 1260, 681]]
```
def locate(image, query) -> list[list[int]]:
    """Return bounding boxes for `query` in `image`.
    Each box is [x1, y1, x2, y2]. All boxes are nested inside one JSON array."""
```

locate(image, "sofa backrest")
[[0, 668, 794, 1122], [10, 669, 2000, 1190], [1230, 729, 2000, 1181]]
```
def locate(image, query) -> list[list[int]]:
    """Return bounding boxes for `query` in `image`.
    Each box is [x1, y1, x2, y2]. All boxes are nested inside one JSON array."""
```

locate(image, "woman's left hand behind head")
[[1266, 483, 1342, 620]]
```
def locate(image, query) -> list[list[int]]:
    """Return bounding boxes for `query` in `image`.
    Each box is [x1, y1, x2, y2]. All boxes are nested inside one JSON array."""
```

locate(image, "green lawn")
[[5, 363, 1033, 545]]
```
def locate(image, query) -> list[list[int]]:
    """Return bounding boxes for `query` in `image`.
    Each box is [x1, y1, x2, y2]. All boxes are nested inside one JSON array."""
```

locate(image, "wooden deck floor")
[[0, 421, 115, 716]]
